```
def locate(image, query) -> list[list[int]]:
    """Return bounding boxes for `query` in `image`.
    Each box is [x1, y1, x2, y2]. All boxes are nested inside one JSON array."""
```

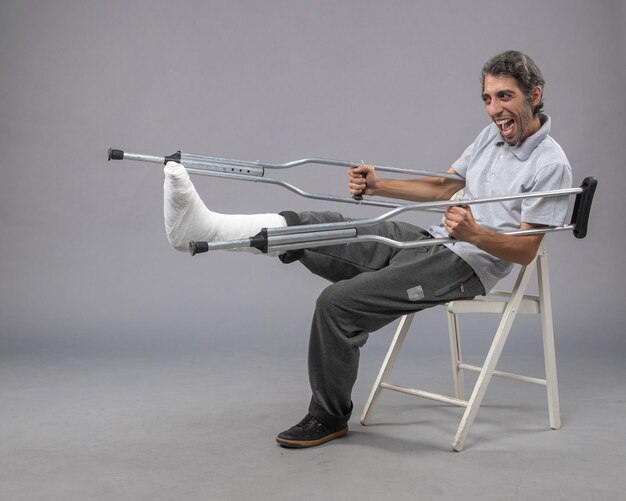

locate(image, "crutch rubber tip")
[[108, 148, 124, 161], [189, 241, 209, 256]]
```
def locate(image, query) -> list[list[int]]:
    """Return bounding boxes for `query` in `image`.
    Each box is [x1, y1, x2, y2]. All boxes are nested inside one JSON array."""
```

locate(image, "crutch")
[[107, 147, 462, 210], [188, 178, 596, 255], [107, 148, 597, 253]]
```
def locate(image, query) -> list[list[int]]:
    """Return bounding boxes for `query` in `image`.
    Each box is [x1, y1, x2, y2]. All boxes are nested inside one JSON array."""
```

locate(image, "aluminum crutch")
[[188, 177, 597, 256], [107, 147, 462, 210]]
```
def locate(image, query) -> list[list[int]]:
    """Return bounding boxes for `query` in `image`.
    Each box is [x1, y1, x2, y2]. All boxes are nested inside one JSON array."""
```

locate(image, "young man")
[[163, 51, 572, 448]]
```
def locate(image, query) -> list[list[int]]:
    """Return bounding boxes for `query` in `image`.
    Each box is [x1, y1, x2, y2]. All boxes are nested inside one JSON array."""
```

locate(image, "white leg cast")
[[163, 162, 286, 252]]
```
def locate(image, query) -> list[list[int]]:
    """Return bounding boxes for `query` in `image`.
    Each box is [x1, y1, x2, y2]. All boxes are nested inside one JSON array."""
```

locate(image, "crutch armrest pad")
[[570, 176, 598, 239]]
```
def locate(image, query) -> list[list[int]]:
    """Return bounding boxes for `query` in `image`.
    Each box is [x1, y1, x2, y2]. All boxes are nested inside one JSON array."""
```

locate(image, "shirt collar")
[[496, 114, 551, 161]]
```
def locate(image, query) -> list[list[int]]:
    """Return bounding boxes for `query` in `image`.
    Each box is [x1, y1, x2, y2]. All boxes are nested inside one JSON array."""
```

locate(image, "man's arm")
[[349, 165, 543, 265], [444, 205, 544, 265], [349, 165, 465, 202]]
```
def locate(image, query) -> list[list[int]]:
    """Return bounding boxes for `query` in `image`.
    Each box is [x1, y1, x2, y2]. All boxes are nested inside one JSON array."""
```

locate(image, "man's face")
[[482, 74, 540, 146]]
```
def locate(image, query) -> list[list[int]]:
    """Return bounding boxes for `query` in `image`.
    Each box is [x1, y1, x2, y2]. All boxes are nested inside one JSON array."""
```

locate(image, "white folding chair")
[[360, 244, 560, 451]]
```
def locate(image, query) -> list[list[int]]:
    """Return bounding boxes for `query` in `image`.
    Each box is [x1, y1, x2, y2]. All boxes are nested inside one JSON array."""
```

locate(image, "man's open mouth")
[[495, 117, 516, 138]]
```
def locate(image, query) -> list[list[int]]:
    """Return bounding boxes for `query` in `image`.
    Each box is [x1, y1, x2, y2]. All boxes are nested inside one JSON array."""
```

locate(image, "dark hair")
[[482, 50, 545, 116]]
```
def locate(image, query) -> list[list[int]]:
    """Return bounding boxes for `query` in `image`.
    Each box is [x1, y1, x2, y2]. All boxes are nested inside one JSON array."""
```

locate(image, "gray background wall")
[[1, 0, 623, 357], [2, 1, 626, 500]]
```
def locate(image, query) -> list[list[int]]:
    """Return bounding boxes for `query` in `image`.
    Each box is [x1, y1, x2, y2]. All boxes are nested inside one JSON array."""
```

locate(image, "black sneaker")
[[276, 414, 348, 448]]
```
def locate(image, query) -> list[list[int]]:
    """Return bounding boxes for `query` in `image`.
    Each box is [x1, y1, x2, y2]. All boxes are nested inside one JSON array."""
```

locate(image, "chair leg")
[[448, 312, 465, 400], [452, 262, 536, 452], [361, 313, 415, 425], [537, 251, 561, 429]]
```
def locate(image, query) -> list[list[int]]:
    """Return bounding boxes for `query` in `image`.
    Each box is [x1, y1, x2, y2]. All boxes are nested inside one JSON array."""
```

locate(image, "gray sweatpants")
[[280, 211, 485, 427]]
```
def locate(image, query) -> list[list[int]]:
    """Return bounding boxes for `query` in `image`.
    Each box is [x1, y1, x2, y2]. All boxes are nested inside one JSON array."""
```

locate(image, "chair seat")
[[448, 291, 541, 315]]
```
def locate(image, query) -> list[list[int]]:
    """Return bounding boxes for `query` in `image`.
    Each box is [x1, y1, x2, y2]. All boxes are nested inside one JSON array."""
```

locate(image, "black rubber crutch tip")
[[108, 148, 124, 161], [189, 241, 209, 256]]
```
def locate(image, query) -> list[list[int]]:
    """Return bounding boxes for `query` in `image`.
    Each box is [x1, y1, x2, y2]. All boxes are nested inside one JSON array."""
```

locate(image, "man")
[[163, 50, 572, 448]]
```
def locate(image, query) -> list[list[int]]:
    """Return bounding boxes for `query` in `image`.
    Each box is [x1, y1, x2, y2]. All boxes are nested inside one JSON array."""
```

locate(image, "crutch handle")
[[571, 176, 598, 239], [352, 170, 366, 201]]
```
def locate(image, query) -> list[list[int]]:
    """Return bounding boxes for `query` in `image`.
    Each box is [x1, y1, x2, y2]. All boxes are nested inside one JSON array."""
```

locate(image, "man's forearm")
[[445, 206, 545, 266], [373, 177, 465, 202], [469, 226, 544, 266]]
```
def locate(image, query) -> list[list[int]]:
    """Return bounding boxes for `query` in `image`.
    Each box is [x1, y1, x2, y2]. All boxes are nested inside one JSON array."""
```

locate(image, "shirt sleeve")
[[451, 142, 473, 179], [521, 163, 573, 226]]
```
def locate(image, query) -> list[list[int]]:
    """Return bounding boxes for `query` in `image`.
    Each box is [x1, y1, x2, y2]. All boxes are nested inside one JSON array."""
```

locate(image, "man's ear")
[[532, 86, 543, 107]]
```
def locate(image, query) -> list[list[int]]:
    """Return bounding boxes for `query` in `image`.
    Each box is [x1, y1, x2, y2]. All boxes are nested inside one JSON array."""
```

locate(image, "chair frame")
[[360, 245, 560, 452]]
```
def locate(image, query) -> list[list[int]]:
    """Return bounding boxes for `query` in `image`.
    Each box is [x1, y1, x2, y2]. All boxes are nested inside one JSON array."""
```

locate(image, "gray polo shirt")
[[428, 115, 572, 292]]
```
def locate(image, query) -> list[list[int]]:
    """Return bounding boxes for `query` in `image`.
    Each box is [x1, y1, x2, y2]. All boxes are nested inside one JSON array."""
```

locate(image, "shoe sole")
[[275, 426, 349, 448]]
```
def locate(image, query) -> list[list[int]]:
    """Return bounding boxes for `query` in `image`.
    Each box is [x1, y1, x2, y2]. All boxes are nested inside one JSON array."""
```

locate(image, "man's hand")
[[349, 165, 380, 197], [444, 205, 482, 243]]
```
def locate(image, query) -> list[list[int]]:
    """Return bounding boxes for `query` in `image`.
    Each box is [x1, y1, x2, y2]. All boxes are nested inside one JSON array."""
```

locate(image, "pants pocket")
[[434, 269, 477, 298]]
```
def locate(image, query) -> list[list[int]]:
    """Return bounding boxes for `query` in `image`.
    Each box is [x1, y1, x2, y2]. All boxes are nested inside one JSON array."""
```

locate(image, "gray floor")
[[2, 338, 625, 501]]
